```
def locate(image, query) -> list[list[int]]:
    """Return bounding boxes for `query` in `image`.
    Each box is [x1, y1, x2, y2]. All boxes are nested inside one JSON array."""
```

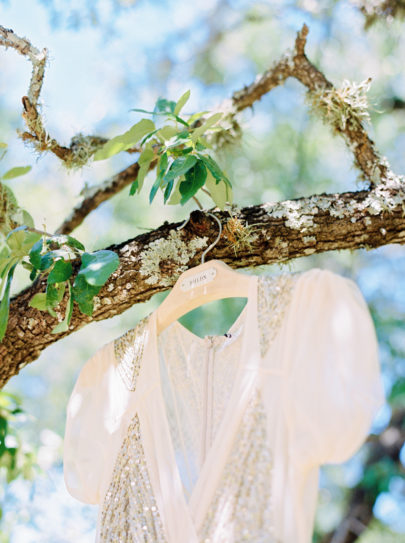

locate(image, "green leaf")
[[179, 161, 207, 205], [47, 234, 85, 252], [156, 125, 178, 141], [0, 143, 7, 149], [197, 153, 231, 187], [130, 147, 155, 195], [130, 107, 156, 115], [139, 147, 155, 166], [205, 171, 233, 210], [78, 250, 119, 286], [154, 97, 176, 114], [0, 264, 16, 342], [39, 252, 54, 271], [149, 152, 168, 203], [51, 282, 73, 334], [166, 180, 182, 205], [93, 119, 155, 161], [66, 235, 85, 252], [2, 166, 31, 180], [7, 229, 41, 258], [47, 259, 72, 284], [187, 110, 209, 125], [174, 90, 190, 116], [174, 130, 191, 140], [149, 177, 162, 204], [21, 261, 34, 272], [163, 179, 174, 203], [140, 128, 160, 146], [163, 155, 197, 183], [46, 283, 60, 309], [29, 267, 37, 281], [169, 114, 190, 127], [190, 112, 223, 142], [129, 180, 138, 196], [130, 107, 189, 127], [77, 297, 94, 315], [72, 274, 101, 315], [28, 293, 47, 311], [29, 239, 43, 269]]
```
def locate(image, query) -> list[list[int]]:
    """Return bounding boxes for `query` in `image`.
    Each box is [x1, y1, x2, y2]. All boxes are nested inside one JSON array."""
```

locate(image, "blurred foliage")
[[0, 390, 38, 526]]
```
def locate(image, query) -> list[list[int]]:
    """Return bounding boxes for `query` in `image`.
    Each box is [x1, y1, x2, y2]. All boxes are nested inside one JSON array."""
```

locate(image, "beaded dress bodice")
[[100, 274, 298, 542]]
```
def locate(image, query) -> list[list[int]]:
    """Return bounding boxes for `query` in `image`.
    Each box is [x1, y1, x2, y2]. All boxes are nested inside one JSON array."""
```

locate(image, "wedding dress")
[[63, 268, 384, 542]]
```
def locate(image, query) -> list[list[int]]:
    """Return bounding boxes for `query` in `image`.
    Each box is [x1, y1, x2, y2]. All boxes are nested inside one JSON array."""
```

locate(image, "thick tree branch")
[[1, 183, 405, 387]]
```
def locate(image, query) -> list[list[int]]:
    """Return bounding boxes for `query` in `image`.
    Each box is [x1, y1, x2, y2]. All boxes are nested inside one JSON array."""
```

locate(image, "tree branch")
[[0, 24, 137, 168], [54, 24, 401, 235], [1, 183, 405, 387], [231, 24, 394, 187]]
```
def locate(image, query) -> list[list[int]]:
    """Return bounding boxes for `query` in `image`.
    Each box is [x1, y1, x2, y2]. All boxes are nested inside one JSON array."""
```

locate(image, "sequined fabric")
[[106, 275, 298, 541], [114, 315, 150, 391], [257, 273, 300, 357], [99, 414, 167, 542], [199, 390, 277, 543]]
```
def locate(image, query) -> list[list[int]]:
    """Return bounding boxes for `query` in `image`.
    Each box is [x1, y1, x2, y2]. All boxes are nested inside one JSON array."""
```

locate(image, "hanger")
[[155, 212, 252, 336]]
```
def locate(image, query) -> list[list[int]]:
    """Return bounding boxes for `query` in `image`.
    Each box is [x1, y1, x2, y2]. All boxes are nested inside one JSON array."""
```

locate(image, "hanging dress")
[[63, 267, 385, 543]]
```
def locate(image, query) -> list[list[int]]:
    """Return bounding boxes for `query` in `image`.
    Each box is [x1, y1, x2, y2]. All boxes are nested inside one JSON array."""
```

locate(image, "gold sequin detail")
[[114, 315, 150, 391], [257, 273, 300, 357], [199, 390, 277, 543], [100, 414, 167, 542]]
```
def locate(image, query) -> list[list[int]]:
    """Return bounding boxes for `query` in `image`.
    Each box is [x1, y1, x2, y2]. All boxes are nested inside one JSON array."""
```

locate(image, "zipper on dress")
[[200, 336, 214, 467]]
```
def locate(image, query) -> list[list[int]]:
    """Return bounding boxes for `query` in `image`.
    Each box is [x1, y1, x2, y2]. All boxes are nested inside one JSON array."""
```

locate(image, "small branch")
[[192, 195, 204, 210], [0, 24, 136, 168], [231, 24, 393, 188], [0, 25, 47, 107], [55, 157, 158, 235], [26, 226, 54, 237]]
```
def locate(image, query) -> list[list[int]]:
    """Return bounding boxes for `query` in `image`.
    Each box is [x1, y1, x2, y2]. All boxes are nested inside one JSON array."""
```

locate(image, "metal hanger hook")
[[201, 212, 222, 264]]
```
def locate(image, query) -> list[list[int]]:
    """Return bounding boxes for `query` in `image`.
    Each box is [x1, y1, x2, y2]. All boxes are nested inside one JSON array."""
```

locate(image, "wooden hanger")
[[155, 213, 252, 336]]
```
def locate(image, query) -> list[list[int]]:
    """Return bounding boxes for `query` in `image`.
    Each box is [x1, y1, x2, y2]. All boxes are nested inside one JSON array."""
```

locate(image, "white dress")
[[63, 268, 385, 543]]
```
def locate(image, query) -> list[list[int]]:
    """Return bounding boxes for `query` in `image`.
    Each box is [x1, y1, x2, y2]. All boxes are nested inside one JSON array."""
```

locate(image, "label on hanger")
[[180, 267, 217, 292]]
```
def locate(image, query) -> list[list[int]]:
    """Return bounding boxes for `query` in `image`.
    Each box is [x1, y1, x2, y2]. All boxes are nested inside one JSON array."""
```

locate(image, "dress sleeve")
[[63, 341, 115, 504], [286, 268, 385, 466]]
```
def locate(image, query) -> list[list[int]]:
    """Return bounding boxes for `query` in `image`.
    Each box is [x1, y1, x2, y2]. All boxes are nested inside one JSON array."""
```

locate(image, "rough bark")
[[1, 184, 405, 388]]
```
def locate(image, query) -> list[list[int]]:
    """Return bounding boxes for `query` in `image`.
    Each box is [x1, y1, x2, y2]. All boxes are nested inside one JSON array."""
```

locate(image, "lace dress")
[[63, 268, 384, 542]]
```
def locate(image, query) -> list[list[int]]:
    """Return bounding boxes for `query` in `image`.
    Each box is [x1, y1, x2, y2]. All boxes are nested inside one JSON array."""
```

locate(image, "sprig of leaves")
[[0, 141, 120, 341], [93, 91, 233, 209], [27, 236, 119, 335], [0, 229, 119, 341]]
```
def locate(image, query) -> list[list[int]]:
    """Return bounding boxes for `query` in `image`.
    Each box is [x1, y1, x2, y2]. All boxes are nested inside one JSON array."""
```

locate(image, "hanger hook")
[[201, 212, 222, 264]]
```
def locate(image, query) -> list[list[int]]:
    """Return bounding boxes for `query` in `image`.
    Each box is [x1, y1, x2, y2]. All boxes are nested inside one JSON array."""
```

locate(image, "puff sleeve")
[[63, 341, 116, 504], [286, 268, 385, 466]]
